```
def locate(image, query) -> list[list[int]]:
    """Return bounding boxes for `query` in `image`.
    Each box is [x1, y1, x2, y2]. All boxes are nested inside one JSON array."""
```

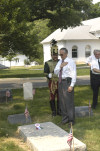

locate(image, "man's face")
[[94, 52, 100, 59], [59, 50, 67, 60], [52, 54, 58, 61]]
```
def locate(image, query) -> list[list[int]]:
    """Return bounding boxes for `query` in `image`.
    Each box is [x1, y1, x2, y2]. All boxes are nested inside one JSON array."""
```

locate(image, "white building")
[[41, 17, 100, 64], [0, 54, 38, 67]]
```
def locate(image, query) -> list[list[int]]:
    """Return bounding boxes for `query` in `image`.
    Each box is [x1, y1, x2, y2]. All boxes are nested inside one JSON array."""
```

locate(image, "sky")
[[93, 0, 100, 4]]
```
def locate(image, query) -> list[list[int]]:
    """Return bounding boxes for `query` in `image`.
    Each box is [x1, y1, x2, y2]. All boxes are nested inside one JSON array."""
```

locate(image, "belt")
[[92, 74, 100, 78], [62, 77, 72, 81]]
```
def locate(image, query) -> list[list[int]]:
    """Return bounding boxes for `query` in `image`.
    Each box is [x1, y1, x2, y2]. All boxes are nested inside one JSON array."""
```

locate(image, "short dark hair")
[[94, 49, 100, 54], [60, 48, 68, 54]]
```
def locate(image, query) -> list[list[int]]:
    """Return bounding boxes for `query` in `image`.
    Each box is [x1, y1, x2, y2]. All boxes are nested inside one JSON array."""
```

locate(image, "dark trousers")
[[58, 78, 75, 123], [92, 74, 100, 108], [90, 70, 93, 88]]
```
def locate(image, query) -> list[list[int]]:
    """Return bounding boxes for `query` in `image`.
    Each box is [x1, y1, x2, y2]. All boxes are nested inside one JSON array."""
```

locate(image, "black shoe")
[[68, 121, 75, 128], [57, 111, 61, 116], [52, 111, 56, 117], [61, 119, 69, 125], [50, 101, 56, 116]]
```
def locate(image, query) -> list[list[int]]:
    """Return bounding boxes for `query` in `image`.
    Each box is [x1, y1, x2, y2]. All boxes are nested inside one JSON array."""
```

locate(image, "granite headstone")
[[75, 106, 93, 117], [23, 82, 33, 100], [8, 113, 32, 124], [0, 89, 12, 103]]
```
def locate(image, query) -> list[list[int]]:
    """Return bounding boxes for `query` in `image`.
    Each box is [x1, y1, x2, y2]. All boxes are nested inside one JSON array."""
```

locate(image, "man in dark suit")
[[91, 49, 100, 109]]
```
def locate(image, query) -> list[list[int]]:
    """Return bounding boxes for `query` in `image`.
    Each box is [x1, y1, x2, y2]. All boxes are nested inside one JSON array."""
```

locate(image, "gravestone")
[[8, 113, 31, 124], [23, 82, 33, 100], [18, 122, 87, 151], [75, 106, 93, 117], [0, 89, 12, 103]]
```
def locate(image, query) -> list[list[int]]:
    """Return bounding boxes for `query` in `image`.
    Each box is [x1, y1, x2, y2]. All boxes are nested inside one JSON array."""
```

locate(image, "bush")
[[24, 59, 30, 65]]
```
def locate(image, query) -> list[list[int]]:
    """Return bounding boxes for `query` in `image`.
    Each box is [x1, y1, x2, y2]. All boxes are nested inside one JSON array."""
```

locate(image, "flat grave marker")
[[18, 122, 87, 151], [8, 113, 31, 124], [75, 106, 93, 117]]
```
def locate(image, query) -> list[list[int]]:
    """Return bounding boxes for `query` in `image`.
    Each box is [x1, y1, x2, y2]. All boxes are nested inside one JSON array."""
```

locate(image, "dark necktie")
[[59, 60, 64, 83], [98, 59, 100, 69]]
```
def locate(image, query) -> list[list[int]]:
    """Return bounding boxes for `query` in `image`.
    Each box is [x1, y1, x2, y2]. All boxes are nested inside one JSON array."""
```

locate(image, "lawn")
[[0, 86, 100, 151], [0, 65, 90, 78], [0, 66, 44, 78]]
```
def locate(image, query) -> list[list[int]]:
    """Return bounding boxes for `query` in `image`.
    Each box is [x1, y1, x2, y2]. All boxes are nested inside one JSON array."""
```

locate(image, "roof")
[[82, 17, 100, 32], [82, 17, 100, 26], [41, 17, 100, 44]]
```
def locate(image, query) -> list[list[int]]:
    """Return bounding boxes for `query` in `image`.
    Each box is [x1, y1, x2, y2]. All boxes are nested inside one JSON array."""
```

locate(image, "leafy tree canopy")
[[0, 0, 97, 60], [85, 2, 100, 19], [25, 0, 93, 29], [0, 0, 39, 58]]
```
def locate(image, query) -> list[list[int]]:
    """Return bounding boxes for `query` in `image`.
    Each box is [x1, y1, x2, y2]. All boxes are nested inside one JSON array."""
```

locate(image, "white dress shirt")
[[86, 54, 96, 70], [86, 54, 95, 63], [91, 58, 100, 74], [54, 57, 76, 87]]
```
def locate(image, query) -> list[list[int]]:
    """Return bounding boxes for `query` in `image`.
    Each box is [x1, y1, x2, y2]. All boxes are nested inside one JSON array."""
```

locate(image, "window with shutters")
[[85, 45, 91, 57]]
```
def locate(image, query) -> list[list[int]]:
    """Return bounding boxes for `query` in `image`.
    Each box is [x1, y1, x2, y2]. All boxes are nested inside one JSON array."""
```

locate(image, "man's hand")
[[60, 62, 68, 68], [48, 73, 52, 78], [67, 86, 73, 92]]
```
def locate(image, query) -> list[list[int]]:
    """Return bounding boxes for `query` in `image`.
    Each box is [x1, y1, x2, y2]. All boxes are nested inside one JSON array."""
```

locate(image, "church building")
[[41, 17, 100, 64]]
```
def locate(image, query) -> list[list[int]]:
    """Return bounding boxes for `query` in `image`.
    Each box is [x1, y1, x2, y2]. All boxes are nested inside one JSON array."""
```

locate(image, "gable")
[[41, 17, 100, 44]]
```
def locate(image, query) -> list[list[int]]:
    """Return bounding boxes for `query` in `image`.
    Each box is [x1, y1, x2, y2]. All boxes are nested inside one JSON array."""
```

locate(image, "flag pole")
[[70, 123, 72, 151], [6, 96, 7, 104], [70, 145, 71, 151], [67, 122, 73, 151], [71, 122, 74, 151], [89, 100, 91, 119]]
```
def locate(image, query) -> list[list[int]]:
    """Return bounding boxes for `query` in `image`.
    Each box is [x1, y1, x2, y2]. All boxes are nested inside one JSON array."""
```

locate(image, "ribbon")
[[35, 123, 41, 130]]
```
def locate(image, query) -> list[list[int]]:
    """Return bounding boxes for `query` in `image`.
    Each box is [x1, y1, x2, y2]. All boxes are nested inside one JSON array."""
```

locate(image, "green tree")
[[86, 2, 100, 19], [30, 19, 53, 64], [25, 0, 93, 29], [0, 0, 93, 60], [5, 49, 16, 68], [0, 0, 39, 59]]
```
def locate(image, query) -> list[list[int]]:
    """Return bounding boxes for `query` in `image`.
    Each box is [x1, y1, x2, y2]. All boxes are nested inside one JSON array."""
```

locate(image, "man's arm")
[[93, 68, 100, 73], [68, 61, 76, 92], [44, 62, 50, 78], [86, 55, 93, 66]]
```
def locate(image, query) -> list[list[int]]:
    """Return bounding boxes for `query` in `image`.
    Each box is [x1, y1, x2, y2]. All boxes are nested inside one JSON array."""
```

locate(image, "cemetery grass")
[[0, 66, 44, 78], [0, 86, 100, 151], [0, 65, 90, 78]]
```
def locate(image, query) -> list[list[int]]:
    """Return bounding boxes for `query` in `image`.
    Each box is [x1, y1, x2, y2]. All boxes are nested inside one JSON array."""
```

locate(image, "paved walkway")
[[0, 76, 90, 89]]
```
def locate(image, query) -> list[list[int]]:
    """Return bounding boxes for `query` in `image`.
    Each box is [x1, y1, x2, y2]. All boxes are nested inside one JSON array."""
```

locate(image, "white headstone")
[[23, 82, 33, 100]]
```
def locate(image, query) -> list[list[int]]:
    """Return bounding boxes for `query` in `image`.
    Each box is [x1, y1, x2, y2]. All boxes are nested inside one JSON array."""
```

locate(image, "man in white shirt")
[[86, 52, 96, 67], [91, 50, 100, 109], [86, 50, 96, 88], [54, 48, 76, 125]]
